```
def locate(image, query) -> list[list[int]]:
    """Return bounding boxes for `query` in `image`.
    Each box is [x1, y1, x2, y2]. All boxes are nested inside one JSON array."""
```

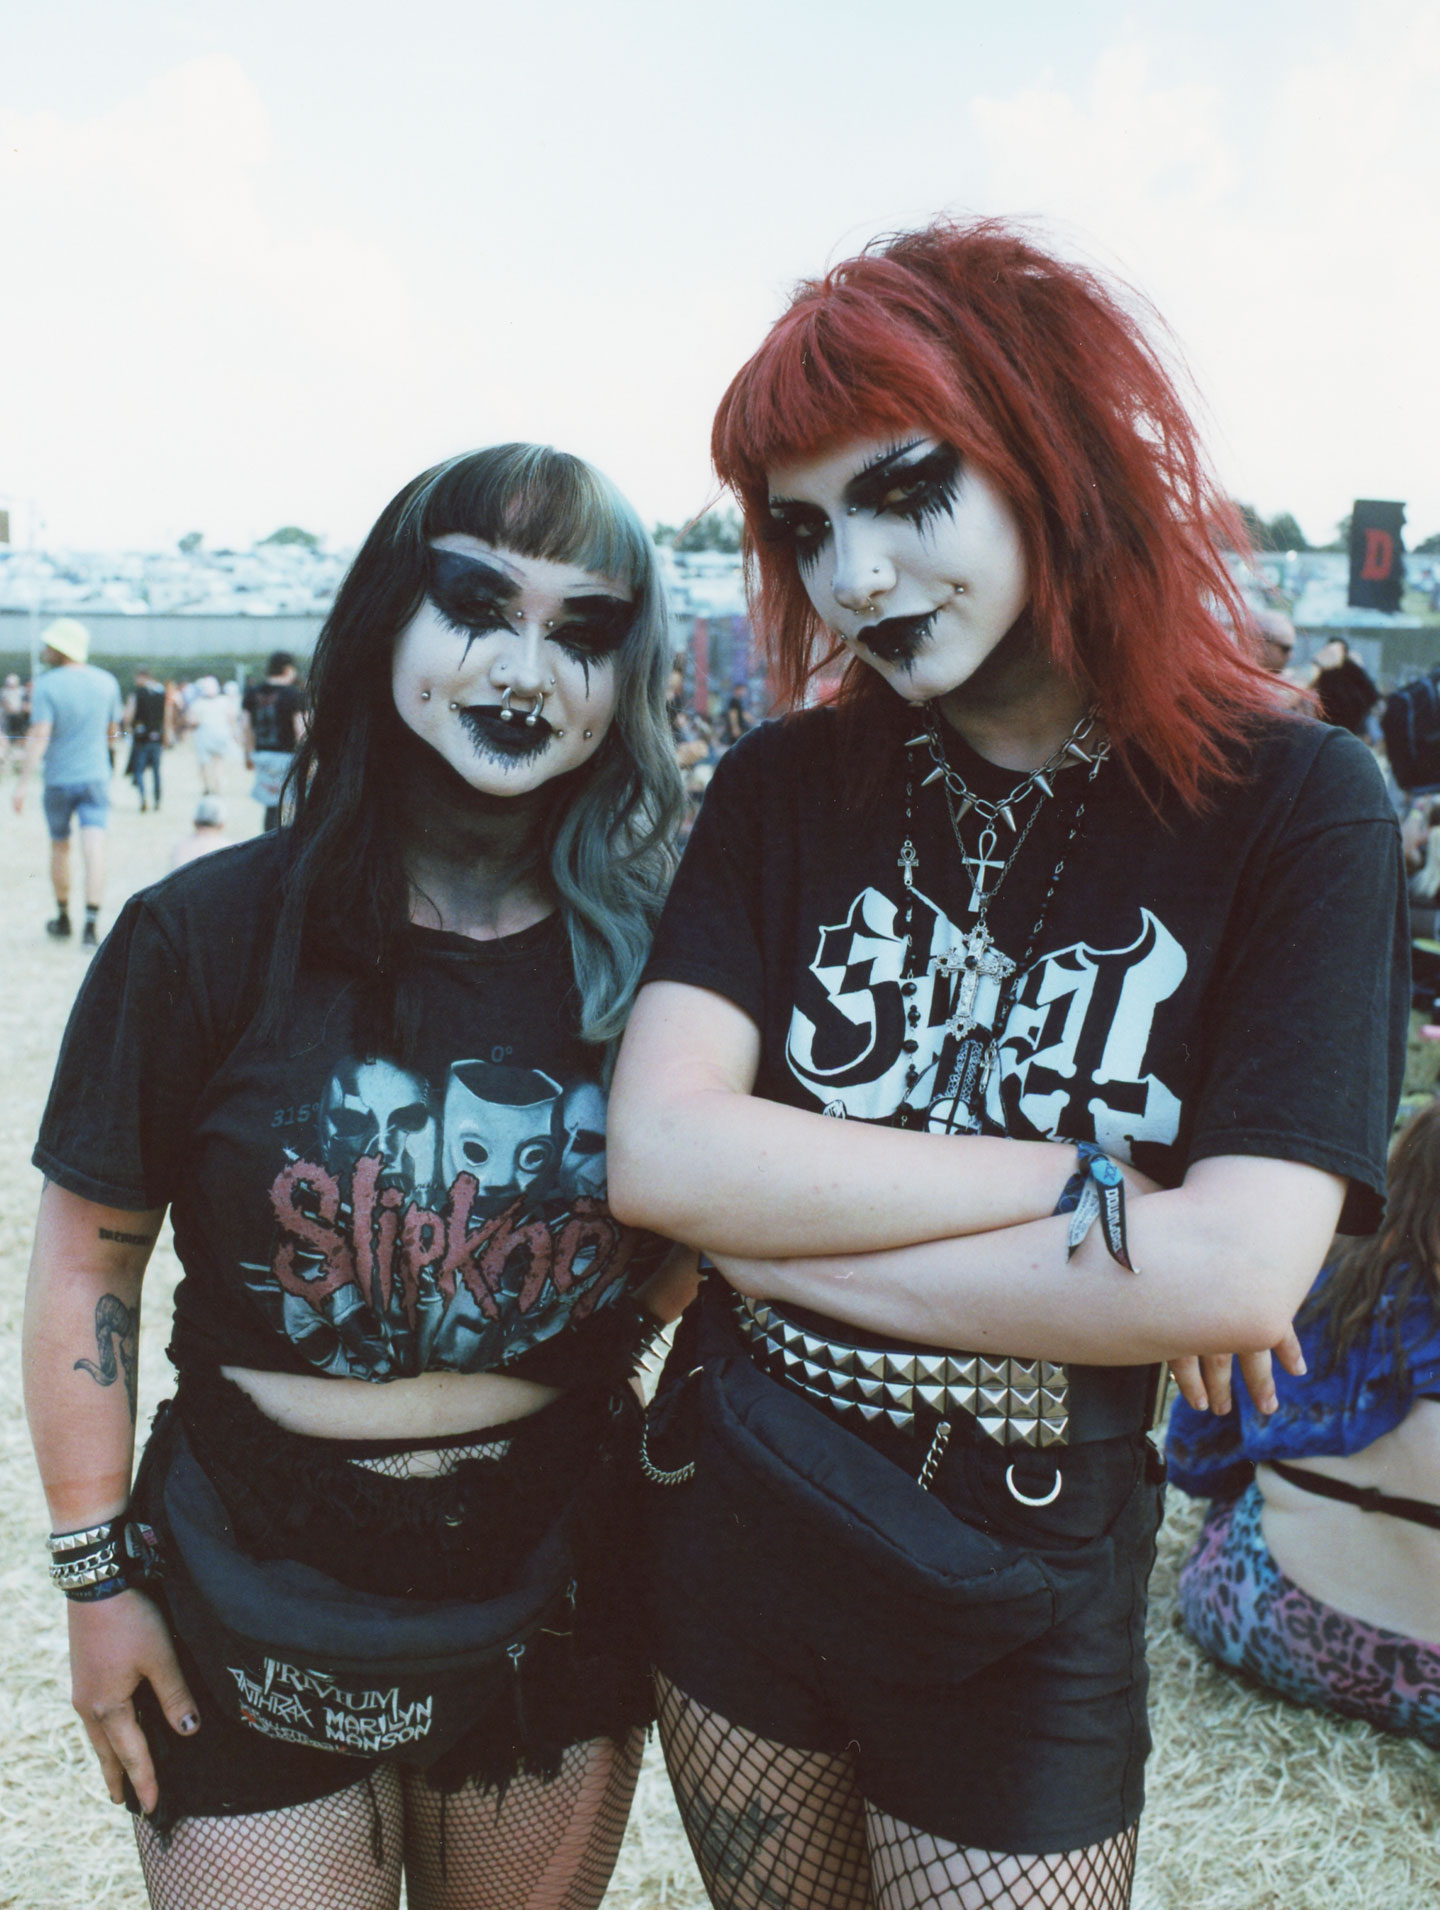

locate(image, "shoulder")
[[132, 832, 290, 950], [1219, 714, 1394, 832]]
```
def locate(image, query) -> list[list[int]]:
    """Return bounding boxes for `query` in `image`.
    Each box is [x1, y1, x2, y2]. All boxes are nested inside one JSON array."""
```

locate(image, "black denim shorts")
[[646, 1313, 1166, 1857], [128, 1376, 654, 1836]]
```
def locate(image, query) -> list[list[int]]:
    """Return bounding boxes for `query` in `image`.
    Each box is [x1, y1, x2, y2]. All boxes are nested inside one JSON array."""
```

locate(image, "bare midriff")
[[1258, 1398, 1440, 1644], [221, 1364, 564, 1442]]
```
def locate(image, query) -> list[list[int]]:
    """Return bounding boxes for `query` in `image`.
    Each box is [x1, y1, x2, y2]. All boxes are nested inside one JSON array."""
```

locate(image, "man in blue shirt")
[[12, 620, 123, 945]]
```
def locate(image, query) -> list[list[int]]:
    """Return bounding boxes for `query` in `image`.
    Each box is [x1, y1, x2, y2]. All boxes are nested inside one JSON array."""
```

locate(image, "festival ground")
[[1, 743, 1435, 1909]]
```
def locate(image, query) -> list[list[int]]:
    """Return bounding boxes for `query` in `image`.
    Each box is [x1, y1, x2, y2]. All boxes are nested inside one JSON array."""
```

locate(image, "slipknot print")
[[240, 1055, 637, 1378]]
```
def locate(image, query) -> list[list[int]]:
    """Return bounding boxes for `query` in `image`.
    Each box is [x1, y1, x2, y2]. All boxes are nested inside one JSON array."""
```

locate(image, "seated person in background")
[[1167, 1101, 1440, 1747], [170, 795, 233, 869]]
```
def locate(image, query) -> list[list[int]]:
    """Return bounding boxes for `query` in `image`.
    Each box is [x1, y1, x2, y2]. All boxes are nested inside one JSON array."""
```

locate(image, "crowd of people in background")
[[4, 632, 309, 939]]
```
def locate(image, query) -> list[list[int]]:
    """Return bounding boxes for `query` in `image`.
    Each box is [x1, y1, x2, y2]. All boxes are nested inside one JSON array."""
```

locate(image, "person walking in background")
[[169, 795, 233, 869], [1, 670, 28, 771], [123, 667, 170, 813], [185, 676, 240, 795], [11, 619, 122, 946], [1253, 607, 1297, 676], [241, 650, 305, 830]]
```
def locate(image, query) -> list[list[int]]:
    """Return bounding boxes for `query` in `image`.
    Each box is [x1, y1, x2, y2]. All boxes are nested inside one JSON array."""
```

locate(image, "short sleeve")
[[30, 676, 55, 726], [642, 727, 774, 1027], [33, 896, 216, 1210], [1185, 730, 1407, 1233]]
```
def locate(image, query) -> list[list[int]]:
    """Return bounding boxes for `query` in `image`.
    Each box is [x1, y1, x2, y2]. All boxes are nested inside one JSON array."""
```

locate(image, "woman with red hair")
[[608, 221, 1408, 1908]]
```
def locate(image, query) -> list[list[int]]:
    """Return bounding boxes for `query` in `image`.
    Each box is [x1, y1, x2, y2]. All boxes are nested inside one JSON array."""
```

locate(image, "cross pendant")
[[963, 826, 1005, 914], [934, 923, 1016, 1043]]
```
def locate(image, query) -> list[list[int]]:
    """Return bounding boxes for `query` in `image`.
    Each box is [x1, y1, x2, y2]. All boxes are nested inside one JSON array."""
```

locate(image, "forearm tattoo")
[[74, 1294, 140, 1424], [98, 1226, 156, 1247]]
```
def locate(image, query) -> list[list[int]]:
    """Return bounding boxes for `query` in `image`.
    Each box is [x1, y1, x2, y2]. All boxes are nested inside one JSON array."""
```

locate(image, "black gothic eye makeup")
[[848, 442, 962, 531], [856, 610, 938, 669], [426, 550, 518, 659], [549, 595, 634, 662], [761, 504, 831, 572]]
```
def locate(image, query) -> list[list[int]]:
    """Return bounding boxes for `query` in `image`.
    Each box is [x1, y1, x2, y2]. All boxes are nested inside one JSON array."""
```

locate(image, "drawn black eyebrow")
[[428, 549, 521, 597], [766, 439, 930, 513], [842, 439, 930, 505]]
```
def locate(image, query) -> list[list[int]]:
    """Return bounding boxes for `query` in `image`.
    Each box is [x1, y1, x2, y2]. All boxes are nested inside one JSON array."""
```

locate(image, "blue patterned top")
[[1166, 1263, 1440, 1500]]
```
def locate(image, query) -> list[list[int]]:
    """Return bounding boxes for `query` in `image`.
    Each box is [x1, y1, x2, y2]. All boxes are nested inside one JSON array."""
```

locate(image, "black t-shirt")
[[35, 835, 663, 1381], [243, 680, 303, 754], [644, 705, 1406, 1237], [132, 683, 166, 743]]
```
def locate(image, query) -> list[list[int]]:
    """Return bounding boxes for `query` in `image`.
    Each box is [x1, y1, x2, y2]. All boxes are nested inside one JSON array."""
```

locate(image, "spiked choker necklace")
[[892, 706, 1108, 1131]]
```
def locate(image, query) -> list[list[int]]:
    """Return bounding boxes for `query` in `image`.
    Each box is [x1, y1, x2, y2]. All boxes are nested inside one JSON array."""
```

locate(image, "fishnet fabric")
[[133, 1731, 643, 1910], [867, 1815, 1139, 1910], [658, 1677, 1139, 1910], [134, 1767, 404, 1909], [403, 1727, 645, 1910], [656, 1674, 871, 1910], [348, 1437, 511, 1479]]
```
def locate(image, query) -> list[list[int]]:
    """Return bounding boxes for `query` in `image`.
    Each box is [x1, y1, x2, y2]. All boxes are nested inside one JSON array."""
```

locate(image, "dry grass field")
[[0, 741, 1435, 1908]]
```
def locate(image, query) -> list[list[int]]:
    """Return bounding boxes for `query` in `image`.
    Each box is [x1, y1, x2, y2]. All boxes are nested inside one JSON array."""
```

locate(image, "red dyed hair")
[[713, 219, 1275, 809]]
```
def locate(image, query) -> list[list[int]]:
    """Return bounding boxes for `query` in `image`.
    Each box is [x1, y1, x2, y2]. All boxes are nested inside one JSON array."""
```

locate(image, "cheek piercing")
[[583, 728, 593, 740], [448, 701, 459, 711], [419, 690, 431, 701]]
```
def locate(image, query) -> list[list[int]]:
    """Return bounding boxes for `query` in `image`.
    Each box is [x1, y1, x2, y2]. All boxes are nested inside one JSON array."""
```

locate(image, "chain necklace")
[[893, 708, 1107, 1131], [907, 705, 1109, 915]]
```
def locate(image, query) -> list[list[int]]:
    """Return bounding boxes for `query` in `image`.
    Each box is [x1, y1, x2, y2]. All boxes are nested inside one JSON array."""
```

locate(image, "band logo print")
[[785, 884, 1185, 1154], [243, 1056, 639, 1379], [230, 1657, 434, 1754]]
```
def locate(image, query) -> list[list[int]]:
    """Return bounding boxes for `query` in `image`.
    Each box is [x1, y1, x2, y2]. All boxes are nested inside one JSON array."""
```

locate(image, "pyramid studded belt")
[[729, 1292, 1166, 1448], [730, 1292, 1072, 1447]]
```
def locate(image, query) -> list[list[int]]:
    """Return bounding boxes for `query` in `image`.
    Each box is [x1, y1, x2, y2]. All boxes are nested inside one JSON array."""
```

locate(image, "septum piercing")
[[499, 685, 547, 727]]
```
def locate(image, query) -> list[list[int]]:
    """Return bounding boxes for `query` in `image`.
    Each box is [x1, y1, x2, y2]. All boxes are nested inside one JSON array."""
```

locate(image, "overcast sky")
[[3, 0, 1436, 553]]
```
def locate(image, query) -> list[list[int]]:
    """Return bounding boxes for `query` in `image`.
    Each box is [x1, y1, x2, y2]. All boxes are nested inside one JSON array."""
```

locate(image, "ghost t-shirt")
[[35, 834, 662, 1381], [643, 704, 1406, 1235]]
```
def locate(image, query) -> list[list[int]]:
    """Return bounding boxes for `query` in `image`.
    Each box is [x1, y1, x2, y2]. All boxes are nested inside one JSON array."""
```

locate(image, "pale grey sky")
[[3, 0, 1436, 551]]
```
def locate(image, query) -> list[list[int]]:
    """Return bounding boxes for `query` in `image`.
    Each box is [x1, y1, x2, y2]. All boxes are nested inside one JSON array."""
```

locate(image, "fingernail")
[[179, 1713, 199, 1734], [1195, 1392, 1208, 1412], [1295, 1354, 1307, 1375]]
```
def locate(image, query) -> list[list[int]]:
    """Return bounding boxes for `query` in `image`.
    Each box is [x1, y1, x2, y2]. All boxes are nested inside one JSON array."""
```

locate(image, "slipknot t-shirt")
[[35, 835, 662, 1381]]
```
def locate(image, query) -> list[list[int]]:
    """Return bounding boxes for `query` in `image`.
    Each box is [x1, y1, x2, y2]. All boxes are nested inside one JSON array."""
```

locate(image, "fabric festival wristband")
[[1053, 1142, 1138, 1273]]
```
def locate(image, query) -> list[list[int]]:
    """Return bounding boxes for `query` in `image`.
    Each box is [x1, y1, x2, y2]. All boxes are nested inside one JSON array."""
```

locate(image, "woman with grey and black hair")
[[25, 444, 693, 1909]]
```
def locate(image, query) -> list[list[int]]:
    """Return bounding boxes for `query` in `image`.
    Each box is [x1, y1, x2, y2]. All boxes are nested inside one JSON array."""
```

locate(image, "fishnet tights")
[[133, 1729, 645, 1910], [657, 1676, 1138, 1910]]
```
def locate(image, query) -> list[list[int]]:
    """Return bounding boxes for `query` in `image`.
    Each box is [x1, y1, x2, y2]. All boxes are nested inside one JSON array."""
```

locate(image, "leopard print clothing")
[[1178, 1484, 1440, 1748]]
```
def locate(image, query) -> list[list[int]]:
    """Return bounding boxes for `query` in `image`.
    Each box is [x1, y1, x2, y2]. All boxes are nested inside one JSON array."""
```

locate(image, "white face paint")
[[441, 1061, 563, 1208], [392, 536, 630, 796], [764, 435, 1030, 707]]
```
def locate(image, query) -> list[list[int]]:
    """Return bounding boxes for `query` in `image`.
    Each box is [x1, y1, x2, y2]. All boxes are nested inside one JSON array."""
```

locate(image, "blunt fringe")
[[264, 444, 682, 1065], [712, 218, 1278, 809], [1301, 1100, 1440, 1380]]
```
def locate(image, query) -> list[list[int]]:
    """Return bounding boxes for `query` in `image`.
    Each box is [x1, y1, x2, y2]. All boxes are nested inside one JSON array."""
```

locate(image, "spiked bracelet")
[[1055, 1142, 1138, 1272], [48, 1514, 161, 1602]]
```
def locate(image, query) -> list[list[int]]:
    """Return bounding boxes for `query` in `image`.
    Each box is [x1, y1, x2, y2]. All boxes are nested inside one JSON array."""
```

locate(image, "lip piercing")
[[500, 686, 546, 727], [555, 728, 565, 739]]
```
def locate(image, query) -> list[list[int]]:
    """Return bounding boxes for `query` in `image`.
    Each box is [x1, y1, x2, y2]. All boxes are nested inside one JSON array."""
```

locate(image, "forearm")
[[610, 1086, 1076, 1256], [719, 1157, 1344, 1367], [16, 725, 49, 785], [23, 1186, 160, 1529]]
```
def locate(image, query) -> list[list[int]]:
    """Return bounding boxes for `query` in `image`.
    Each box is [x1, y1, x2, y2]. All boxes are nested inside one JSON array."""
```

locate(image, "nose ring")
[[500, 686, 546, 727]]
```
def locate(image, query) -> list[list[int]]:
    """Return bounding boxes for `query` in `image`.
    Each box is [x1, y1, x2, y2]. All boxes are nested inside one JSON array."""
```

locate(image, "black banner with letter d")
[[1349, 500, 1406, 613]]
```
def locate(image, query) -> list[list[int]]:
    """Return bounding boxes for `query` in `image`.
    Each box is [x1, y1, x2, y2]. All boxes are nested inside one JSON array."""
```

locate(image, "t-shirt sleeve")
[[641, 725, 775, 1027], [1184, 729, 1407, 1233], [33, 895, 217, 1211], [30, 676, 55, 727]]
